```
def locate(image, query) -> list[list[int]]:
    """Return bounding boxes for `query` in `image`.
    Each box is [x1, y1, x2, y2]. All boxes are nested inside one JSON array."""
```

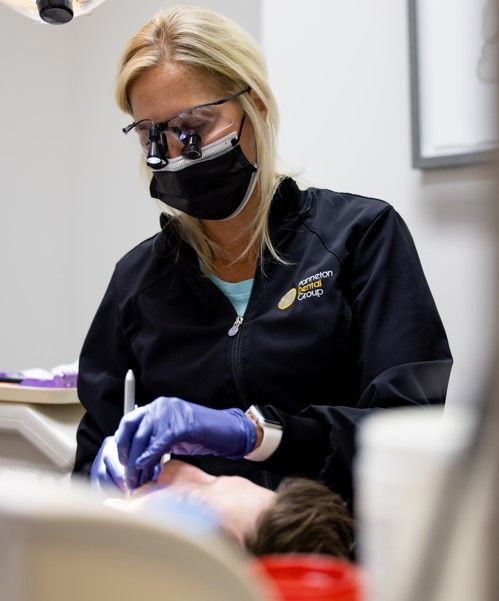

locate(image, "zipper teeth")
[[229, 265, 261, 409], [231, 330, 250, 407]]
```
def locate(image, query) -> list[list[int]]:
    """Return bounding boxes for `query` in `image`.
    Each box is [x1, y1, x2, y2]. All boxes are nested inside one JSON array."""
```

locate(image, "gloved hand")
[[90, 436, 126, 492], [115, 397, 257, 489], [90, 436, 162, 492]]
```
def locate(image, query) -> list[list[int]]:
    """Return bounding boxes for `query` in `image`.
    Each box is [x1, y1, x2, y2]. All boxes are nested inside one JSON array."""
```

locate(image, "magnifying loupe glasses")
[[122, 88, 250, 169]]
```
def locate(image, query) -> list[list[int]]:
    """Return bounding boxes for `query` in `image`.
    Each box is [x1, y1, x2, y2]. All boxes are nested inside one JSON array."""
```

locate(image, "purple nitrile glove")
[[115, 397, 257, 489], [90, 436, 126, 492], [90, 436, 161, 492]]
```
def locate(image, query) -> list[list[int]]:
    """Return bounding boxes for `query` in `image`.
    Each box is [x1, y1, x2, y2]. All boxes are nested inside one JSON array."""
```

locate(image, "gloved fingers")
[[90, 452, 103, 484], [115, 406, 148, 466], [137, 466, 150, 488], [91, 460, 118, 490], [126, 417, 155, 489], [136, 461, 161, 488], [135, 431, 175, 471], [152, 462, 162, 481], [90, 437, 121, 490], [93, 460, 108, 486], [103, 453, 126, 491]]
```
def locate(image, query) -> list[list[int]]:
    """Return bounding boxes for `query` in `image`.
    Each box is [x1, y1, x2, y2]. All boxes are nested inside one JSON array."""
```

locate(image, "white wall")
[[261, 0, 497, 409], [0, 0, 496, 411], [0, 5, 75, 369], [0, 0, 261, 371]]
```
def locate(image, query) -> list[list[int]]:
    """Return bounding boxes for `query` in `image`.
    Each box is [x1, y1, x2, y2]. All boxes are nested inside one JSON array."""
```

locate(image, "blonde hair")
[[115, 5, 285, 272]]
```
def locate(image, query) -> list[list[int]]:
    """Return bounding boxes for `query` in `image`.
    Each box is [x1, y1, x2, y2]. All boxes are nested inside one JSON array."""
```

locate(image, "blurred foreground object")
[[356, 406, 474, 601], [0, 0, 107, 24], [0, 468, 273, 601], [255, 555, 362, 601]]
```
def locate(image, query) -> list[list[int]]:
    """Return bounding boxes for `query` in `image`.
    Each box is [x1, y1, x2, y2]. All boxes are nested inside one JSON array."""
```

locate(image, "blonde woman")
[[74, 5, 452, 506]]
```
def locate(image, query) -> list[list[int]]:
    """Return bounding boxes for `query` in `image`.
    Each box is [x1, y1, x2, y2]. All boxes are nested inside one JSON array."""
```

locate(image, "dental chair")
[[0, 469, 272, 601], [0, 384, 83, 473]]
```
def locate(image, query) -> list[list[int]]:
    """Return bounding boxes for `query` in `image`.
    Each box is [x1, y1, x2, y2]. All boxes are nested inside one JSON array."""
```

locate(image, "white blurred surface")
[[356, 406, 475, 601], [0, 467, 271, 601]]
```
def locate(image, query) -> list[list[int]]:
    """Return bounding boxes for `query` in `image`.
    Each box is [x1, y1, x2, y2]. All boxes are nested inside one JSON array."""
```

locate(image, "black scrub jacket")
[[74, 177, 452, 504]]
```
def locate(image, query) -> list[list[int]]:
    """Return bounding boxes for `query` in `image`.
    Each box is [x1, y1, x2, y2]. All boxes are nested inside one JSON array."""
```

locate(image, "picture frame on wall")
[[408, 0, 498, 169]]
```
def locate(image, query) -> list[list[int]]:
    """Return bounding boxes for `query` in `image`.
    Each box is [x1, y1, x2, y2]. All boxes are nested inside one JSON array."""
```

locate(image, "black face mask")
[[149, 129, 258, 221]]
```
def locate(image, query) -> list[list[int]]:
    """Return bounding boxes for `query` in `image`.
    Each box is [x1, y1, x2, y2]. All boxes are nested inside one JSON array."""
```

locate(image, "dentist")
[[74, 5, 452, 504]]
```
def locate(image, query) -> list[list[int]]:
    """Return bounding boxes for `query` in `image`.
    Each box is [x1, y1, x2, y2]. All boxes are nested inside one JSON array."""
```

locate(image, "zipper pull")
[[228, 315, 243, 337]]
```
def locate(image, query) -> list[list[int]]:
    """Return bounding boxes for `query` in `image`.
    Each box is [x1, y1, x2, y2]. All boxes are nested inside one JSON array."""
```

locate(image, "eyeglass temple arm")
[[122, 87, 251, 135]]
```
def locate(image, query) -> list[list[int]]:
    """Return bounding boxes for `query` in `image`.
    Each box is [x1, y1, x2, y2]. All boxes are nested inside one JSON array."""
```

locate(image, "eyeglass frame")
[[121, 86, 251, 137]]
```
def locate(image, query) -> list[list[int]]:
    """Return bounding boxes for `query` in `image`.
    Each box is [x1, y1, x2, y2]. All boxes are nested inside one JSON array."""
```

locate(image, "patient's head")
[[151, 460, 275, 547], [246, 478, 354, 559], [130, 460, 354, 558]]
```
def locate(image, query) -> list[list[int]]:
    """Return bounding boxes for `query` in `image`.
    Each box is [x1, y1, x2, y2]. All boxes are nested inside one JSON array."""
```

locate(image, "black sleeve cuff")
[[256, 405, 330, 478]]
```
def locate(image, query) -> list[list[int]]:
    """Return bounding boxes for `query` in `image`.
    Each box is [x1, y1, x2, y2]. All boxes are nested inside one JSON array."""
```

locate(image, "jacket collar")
[[268, 176, 310, 249], [156, 176, 309, 262]]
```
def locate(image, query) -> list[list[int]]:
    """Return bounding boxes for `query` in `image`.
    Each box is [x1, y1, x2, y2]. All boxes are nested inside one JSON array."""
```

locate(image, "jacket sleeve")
[[259, 206, 453, 503], [73, 269, 138, 477]]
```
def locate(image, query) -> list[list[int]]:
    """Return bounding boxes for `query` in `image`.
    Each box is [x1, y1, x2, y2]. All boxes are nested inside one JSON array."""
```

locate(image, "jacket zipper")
[[228, 315, 243, 337], [226, 266, 261, 408], [226, 277, 274, 486], [229, 314, 250, 407], [231, 322, 272, 485]]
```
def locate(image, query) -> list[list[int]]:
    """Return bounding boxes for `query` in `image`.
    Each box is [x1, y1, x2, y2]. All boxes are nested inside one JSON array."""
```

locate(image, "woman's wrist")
[[247, 414, 264, 450]]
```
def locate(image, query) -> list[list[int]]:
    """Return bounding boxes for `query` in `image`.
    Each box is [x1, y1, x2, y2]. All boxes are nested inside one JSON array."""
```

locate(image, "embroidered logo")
[[278, 270, 334, 309], [297, 270, 334, 300], [278, 287, 297, 310]]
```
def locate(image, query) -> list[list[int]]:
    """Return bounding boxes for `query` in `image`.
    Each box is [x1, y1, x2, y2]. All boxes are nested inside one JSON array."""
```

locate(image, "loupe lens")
[[180, 132, 202, 160], [167, 104, 235, 156]]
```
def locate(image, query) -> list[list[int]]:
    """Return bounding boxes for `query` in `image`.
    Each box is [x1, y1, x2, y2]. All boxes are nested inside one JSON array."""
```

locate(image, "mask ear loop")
[[231, 113, 257, 173], [231, 114, 246, 146]]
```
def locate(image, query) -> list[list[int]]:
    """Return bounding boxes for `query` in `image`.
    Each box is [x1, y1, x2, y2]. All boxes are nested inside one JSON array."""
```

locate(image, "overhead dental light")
[[0, 0, 107, 25]]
